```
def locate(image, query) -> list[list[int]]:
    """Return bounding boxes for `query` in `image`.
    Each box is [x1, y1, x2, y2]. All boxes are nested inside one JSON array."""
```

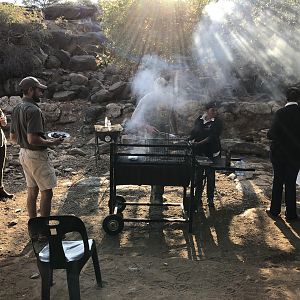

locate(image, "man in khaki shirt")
[[10, 77, 63, 219]]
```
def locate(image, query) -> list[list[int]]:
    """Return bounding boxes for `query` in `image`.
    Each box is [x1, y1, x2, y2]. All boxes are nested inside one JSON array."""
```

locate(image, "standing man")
[[10, 77, 63, 219], [267, 87, 300, 222], [190, 101, 223, 209]]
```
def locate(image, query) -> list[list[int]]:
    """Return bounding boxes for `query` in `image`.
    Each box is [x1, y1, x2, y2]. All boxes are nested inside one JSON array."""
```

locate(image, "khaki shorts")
[[19, 148, 57, 191]]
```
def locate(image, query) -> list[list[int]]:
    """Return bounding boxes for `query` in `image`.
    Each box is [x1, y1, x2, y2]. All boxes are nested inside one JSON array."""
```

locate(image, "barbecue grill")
[[102, 137, 196, 235], [102, 137, 256, 236]]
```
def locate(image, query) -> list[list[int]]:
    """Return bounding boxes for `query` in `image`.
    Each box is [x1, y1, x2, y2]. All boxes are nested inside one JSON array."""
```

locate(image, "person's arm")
[[27, 133, 63, 147], [26, 107, 63, 147]]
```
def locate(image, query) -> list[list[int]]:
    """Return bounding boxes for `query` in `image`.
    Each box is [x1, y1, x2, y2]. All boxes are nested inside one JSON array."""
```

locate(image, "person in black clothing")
[[190, 101, 222, 208], [267, 87, 300, 222]]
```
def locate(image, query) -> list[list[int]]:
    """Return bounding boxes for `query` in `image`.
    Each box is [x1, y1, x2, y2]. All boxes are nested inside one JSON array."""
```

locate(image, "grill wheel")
[[102, 214, 124, 235]]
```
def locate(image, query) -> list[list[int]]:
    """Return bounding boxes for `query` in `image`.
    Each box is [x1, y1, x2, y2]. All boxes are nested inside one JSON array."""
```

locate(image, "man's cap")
[[19, 76, 47, 90], [286, 86, 300, 102]]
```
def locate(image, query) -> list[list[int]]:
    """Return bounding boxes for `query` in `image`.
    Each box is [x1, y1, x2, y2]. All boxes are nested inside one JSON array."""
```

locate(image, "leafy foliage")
[[22, 0, 61, 8], [99, 0, 210, 63]]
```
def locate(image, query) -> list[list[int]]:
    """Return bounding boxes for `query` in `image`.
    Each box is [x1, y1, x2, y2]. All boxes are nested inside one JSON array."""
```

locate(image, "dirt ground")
[[1, 121, 300, 300]]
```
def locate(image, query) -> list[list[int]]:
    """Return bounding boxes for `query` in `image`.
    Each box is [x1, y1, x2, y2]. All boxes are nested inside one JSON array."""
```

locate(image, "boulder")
[[69, 73, 88, 85], [88, 78, 103, 91], [52, 91, 77, 101], [106, 103, 122, 118], [67, 148, 86, 156], [84, 106, 105, 124], [76, 32, 106, 46], [44, 5, 98, 20], [2, 78, 22, 96], [48, 30, 73, 50], [90, 89, 113, 103], [108, 81, 127, 98], [39, 103, 61, 123], [69, 55, 98, 71], [71, 45, 88, 56], [54, 49, 71, 68], [45, 55, 61, 69], [105, 64, 119, 75]]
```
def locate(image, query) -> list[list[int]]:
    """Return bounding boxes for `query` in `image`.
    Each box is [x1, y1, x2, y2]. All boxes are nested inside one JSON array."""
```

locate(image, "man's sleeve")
[[26, 108, 44, 134]]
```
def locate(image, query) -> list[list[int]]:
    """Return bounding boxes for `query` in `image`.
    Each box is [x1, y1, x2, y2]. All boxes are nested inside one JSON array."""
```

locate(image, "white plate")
[[48, 131, 70, 139]]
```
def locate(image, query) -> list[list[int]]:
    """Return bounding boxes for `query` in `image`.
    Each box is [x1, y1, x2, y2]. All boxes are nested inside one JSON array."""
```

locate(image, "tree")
[[99, 0, 210, 63], [22, 0, 61, 8]]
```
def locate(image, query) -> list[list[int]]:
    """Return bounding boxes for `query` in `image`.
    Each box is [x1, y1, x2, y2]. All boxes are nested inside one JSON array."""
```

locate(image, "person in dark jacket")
[[190, 101, 222, 208], [0, 109, 14, 200], [267, 87, 300, 221]]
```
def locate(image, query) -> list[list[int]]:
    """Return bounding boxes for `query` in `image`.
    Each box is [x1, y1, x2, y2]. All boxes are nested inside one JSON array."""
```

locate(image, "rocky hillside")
[[0, 3, 298, 158]]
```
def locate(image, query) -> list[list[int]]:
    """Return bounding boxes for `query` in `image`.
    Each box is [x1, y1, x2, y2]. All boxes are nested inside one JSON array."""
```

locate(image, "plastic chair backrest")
[[28, 215, 90, 269]]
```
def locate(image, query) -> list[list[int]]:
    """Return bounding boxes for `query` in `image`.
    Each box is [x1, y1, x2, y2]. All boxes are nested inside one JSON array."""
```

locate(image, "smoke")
[[193, 0, 300, 99], [127, 0, 300, 132]]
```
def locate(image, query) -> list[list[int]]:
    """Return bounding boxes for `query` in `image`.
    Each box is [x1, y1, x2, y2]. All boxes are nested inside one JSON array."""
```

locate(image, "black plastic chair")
[[28, 215, 102, 300]]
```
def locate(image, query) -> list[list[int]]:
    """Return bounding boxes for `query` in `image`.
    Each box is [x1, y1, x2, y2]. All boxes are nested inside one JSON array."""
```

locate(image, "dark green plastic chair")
[[28, 215, 102, 300]]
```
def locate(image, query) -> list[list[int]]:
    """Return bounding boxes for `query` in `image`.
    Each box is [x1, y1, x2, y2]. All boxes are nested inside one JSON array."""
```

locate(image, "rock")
[[84, 106, 105, 124], [96, 71, 105, 81], [71, 45, 88, 56], [69, 55, 98, 71], [64, 168, 74, 172], [37, 47, 48, 65], [54, 49, 71, 68], [90, 89, 113, 103], [108, 81, 127, 97], [87, 137, 95, 145], [39, 103, 61, 123], [230, 142, 269, 157], [80, 125, 95, 134], [45, 55, 61, 69], [77, 32, 106, 46], [67, 148, 86, 156], [228, 173, 237, 180], [52, 91, 77, 101], [44, 5, 99, 20], [69, 73, 88, 85], [123, 103, 135, 115], [8, 219, 18, 227], [2, 78, 22, 96], [105, 64, 119, 75], [106, 103, 122, 118], [88, 78, 103, 90], [97, 143, 110, 154], [78, 22, 102, 32]]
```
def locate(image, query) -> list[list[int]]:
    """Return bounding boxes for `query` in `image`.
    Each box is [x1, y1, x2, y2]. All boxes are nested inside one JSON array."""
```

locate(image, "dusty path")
[[1, 124, 300, 300]]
